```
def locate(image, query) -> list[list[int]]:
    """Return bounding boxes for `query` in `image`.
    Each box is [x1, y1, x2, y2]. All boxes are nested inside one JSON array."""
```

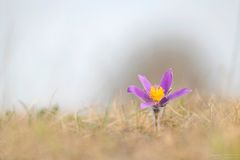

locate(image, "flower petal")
[[140, 102, 155, 109], [160, 68, 173, 94], [160, 97, 169, 106], [138, 74, 152, 93], [127, 85, 151, 102], [168, 88, 192, 100]]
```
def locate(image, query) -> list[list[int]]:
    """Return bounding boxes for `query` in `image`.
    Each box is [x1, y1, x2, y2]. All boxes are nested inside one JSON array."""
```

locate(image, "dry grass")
[[0, 93, 240, 160]]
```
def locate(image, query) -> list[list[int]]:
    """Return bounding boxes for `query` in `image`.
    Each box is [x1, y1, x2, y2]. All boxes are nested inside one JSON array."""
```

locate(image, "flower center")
[[149, 86, 164, 102]]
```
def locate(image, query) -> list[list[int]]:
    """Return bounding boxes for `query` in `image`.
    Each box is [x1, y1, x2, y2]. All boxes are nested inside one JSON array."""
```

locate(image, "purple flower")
[[127, 68, 192, 109]]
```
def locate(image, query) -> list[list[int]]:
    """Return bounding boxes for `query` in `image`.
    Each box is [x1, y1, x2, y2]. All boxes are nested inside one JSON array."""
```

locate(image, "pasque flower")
[[127, 68, 191, 109]]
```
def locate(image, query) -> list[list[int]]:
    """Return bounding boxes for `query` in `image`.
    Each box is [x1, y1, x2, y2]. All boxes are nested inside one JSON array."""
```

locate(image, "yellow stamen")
[[149, 86, 165, 102]]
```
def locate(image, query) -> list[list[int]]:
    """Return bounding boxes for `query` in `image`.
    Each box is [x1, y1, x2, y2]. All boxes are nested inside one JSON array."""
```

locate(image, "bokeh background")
[[0, 0, 240, 110]]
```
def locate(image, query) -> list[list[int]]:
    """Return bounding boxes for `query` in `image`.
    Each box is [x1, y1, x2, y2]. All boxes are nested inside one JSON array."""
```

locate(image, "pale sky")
[[0, 0, 240, 110]]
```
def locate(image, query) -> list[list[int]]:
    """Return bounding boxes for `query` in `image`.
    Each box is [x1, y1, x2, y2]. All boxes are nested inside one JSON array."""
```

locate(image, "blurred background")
[[0, 0, 240, 110]]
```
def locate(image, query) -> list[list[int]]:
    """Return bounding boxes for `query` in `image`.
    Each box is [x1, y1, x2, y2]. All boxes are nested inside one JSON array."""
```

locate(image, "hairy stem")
[[153, 107, 160, 131]]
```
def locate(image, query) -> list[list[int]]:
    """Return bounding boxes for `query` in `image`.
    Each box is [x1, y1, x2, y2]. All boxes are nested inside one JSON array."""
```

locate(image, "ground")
[[0, 93, 240, 160]]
